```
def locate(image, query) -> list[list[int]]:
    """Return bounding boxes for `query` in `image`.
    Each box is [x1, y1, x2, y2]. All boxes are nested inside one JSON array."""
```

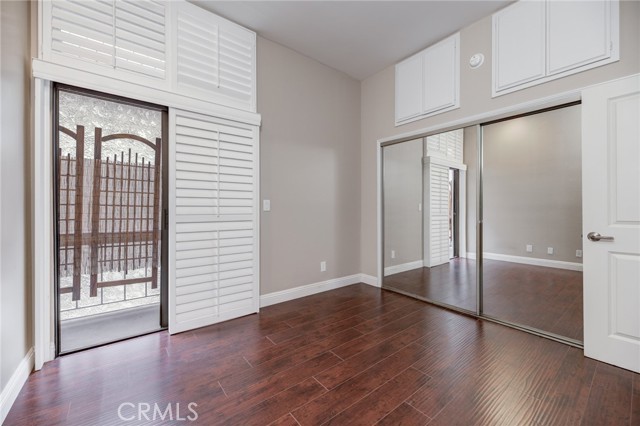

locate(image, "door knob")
[[587, 232, 614, 242]]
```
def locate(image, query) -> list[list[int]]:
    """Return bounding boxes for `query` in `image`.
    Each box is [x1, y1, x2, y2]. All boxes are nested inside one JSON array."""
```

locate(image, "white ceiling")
[[192, 1, 512, 80]]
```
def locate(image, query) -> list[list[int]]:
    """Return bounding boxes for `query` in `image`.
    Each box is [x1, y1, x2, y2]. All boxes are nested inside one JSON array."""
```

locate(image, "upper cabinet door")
[[547, 0, 611, 76], [395, 33, 460, 125], [492, 0, 619, 97], [493, 0, 546, 92], [395, 54, 424, 123], [423, 34, 459, 114]]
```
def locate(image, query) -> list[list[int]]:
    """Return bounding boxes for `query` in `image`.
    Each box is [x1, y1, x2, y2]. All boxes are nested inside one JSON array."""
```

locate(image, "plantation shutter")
[[114, 0, 167, 79], [175, 1, 256, 112], [49, 0, 116, 68], [425, 129, 463, 164], [425, 163, 450, 267], [46, 0, 167, 80], [169, 109, 259, 334]]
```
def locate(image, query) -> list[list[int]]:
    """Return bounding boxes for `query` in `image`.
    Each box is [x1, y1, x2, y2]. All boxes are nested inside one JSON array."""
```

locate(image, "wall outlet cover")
[[526, 244, 533, 253], [547, 247, 554, 255], [320, 261, 327, 272], [391, 250, 396, 259], [576, 250, 583, 258]]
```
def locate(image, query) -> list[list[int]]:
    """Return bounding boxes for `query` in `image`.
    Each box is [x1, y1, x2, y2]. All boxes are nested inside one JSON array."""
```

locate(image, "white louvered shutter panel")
[[49, 0, 116, 67], [426, 129, 463, 164], [175, 1, 256, 112], [45, 0, 168, 83], [427, 164, 450, 267], [175, 2, 220, 94], [170, 109, 259, 334], [114, 0, 167, 79], [218, 24, 255, 109]]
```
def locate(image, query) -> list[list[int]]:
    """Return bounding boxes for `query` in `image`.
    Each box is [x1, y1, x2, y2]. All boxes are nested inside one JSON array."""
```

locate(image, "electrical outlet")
[[418, 203, 422, 212], [547, 247, 554, 255], [526, 244, 533, 253], [263, 199, 271, 211], [320, 261, 326, 272], [576, 250, 582, 258], [391, 250, 396, 259]]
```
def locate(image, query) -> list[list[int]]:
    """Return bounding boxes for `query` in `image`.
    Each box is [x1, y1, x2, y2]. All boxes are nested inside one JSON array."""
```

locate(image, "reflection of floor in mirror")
[[383, 257, 583, 342]]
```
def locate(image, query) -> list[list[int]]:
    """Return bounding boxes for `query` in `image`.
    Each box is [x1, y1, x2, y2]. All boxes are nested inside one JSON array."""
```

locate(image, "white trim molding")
[[466, 252, 583, 272], [0, 347, 34, 424], [359, 274, 380, 287], [32, 60, 261, 127], [33, 78, 54, 370], [260, 274, 380, 308], [384, 260, 424, 277]]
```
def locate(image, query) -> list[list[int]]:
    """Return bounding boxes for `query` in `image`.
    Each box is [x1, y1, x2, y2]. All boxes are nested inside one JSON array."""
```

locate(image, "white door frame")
[[33, 78, 55, 369]]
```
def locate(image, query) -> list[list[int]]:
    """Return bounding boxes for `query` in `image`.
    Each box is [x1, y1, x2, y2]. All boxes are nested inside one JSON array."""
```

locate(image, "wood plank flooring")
[[7, 284, 639, 425], [384, 258, 583, 341]]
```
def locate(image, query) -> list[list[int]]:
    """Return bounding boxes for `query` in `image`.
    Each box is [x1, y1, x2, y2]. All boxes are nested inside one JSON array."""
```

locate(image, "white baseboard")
[[359, 273, 379, 287], [0, 347, 34, 424], [260, 274, 363, 307], [466, 252, 583, 271], [384, 260, 424, 277]]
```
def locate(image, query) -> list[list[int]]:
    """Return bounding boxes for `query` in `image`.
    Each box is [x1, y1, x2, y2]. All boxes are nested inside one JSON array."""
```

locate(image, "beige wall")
[[383, 139, 423, 268], [1, 0, 33, 390], [257, 37, 361, 294], [360, 0, 640, 276], [482, 105, 582, 263]]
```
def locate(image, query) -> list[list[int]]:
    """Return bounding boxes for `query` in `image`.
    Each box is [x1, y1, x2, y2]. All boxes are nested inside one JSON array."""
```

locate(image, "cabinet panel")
[[423, 36, 458, 114], [493, 1, 546, 91], [395, 33, 460, 125], [395, 54, 423, 122], [547, 0, 610, 75]]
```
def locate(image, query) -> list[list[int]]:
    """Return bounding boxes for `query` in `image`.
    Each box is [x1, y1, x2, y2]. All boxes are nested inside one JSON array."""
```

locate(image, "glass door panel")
[[55, 85, 167, 353]]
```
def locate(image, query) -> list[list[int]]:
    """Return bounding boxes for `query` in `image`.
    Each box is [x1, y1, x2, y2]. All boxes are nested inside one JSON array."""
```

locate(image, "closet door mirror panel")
[[481, 104, 583, 343], [382, 127, 476, 314]]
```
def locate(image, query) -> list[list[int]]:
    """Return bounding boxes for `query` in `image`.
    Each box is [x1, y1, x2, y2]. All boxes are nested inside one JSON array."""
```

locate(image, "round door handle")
[[587, 232, 614, 242]]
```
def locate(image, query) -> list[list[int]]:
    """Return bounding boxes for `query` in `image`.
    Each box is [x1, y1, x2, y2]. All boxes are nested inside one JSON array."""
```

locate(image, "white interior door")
[[582, 74, 640, 373]]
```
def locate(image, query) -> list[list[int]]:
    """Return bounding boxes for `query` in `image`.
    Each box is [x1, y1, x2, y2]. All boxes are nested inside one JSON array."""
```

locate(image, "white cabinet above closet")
[[493, 0, 619, 97], [395, 33, 460, 126]]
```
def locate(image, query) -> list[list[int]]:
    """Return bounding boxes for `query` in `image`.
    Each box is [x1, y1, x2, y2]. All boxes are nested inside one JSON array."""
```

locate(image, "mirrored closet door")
[[480, 103, 583, 343], [382, 126, 477, 314]]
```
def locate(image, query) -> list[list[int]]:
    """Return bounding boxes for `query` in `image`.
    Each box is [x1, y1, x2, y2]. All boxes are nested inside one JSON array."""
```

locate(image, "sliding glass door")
[[54, 85, 168, 354]]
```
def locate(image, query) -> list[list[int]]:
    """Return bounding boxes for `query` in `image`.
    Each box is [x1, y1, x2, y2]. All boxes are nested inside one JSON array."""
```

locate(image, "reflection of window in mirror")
[[383, 127, 476, 314]]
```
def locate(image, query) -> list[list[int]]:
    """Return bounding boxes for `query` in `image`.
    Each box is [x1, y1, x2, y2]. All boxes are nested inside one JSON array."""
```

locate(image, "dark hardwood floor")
[[384, 258, 583, 341], [7, 284, 638, 425]]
